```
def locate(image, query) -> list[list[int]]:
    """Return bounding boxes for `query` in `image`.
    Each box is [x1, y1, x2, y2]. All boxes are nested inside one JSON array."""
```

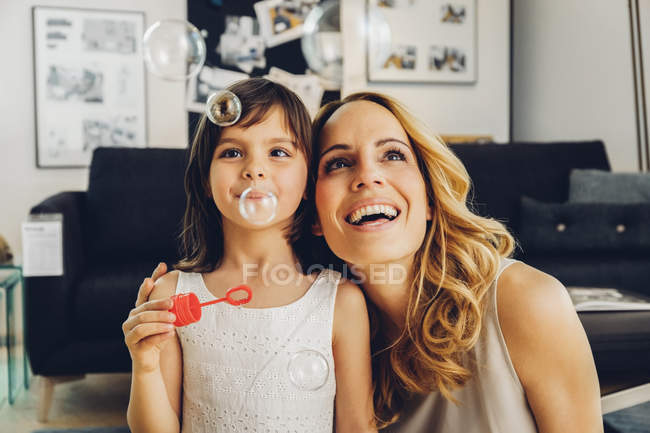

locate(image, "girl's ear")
[[426, 202, 432, 221], [312, 216, 323, 236]]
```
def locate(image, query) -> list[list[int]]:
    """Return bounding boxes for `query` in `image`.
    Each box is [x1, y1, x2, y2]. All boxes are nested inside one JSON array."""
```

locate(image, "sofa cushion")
[[449, 140, 610, 238], [519, 196, 650, 254], [72, 260, 164, 339], [86, 148, 187, 262], [569, 169, 650, 203]]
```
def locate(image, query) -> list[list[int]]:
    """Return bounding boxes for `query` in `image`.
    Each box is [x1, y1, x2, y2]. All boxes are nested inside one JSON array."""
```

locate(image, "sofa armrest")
[[25, 191, 86, 374]]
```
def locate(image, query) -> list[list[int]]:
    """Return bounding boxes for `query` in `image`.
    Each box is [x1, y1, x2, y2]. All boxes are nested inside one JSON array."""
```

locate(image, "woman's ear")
[[426, 203, 433, 221]]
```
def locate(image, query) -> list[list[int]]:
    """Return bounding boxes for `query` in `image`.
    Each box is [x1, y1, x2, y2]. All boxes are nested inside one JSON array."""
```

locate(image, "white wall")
[[341, 0, 511, 142], [0, 0, 187, 260], [512, 0, 639, 172]]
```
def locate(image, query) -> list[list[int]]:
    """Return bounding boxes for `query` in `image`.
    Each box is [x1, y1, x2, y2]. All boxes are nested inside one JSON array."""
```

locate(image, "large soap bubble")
[[143, 19, 206, 81], [302, 1, 391, 86], [287, 349, 330, 391], [239, 187, 278, 225], [301, 0, 342, 86]]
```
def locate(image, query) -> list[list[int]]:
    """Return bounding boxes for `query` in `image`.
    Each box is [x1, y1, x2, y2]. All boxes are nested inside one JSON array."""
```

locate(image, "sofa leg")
[[36, 375, 85, 422]]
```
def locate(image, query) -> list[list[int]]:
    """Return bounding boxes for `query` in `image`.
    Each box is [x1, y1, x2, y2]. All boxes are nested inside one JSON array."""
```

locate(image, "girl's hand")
[[135, 262, 169, 307], [123, 262, 174, 373], [122, 296, 177, 373]]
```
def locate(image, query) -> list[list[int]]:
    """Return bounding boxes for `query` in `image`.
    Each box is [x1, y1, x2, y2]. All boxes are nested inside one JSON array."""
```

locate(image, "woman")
[[129, 92, 602, 432]]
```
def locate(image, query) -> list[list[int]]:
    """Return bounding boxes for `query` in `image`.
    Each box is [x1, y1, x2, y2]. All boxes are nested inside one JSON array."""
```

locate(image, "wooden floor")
[[0, 373, 130, 433]]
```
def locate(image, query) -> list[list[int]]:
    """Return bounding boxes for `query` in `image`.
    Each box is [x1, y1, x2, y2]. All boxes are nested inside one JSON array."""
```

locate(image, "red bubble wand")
[[169, 285, 252, 327]]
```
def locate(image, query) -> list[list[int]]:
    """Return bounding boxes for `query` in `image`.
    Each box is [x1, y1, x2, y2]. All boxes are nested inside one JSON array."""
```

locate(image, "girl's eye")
[[270, 148, 290, 157], [385, 148, 406, 161], [324, 157, 351, 173], [220, 148, 242, 158]]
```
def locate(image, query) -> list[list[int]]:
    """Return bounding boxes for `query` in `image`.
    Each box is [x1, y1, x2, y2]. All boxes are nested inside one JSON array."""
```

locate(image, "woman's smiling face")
[[314, 100, 431, 267]]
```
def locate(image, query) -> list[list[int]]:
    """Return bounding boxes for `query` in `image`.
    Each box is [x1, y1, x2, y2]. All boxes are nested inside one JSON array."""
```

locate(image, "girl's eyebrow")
[[217, 137, 296, 148], [319, 137, 410, 159]]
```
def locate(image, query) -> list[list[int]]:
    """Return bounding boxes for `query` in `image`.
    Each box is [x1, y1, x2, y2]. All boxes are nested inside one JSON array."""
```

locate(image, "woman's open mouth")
[[345, 204, 400, 226]]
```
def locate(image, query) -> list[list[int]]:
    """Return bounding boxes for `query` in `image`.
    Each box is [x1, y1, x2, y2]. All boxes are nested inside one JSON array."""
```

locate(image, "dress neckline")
[[196, 269, 328, 311]]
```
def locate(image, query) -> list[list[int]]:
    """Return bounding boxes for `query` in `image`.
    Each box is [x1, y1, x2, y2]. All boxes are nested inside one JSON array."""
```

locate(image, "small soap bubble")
[[143, 19, 206, 81], [287, 350, 330, 391], [206, 90, 243, 126], [239, 187, 278, 225]]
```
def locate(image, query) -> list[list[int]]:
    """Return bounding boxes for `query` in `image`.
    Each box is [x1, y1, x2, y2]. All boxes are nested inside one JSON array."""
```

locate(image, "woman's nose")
[[351, 162, 384, 191]]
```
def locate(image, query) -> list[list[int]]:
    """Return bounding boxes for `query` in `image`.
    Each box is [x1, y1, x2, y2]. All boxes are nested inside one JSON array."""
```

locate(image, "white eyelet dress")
[[174, 269, 340, 433]]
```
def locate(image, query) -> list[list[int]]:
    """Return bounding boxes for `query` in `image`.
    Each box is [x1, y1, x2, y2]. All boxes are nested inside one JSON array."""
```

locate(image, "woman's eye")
[[385, 149, 406, 161], [220, 149, 242, 158], [324, 158, 350, 172], [270, 148, 290, 157]]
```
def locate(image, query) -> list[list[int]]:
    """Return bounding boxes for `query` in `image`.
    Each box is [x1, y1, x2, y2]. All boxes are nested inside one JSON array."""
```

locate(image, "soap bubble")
[[143, 19, 206, 81], [239, 187, 278, 225], [287, 350, 330, 391], [206, 90, 242, 126], [301, 0, 342, 85]]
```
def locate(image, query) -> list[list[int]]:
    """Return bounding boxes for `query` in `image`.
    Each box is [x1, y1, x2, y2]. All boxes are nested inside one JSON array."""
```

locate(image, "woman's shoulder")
[[496, 261, 572, 322], [495, 261, 584, 385], [150, 269, 181, 300]]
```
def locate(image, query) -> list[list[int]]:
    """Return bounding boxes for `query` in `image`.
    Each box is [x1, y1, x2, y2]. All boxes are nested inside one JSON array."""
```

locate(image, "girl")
[[122, 79, 376, 433]]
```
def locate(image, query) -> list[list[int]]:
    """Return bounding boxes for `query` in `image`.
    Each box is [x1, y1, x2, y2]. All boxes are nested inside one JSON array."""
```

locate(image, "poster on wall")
[[367, 0, 476, 83], [32, 6, 147, 168]]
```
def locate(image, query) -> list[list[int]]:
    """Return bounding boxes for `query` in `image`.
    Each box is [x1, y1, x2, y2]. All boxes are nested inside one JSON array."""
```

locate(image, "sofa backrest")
[[449, 140, 611, 238], [86, 147, 188, 263]]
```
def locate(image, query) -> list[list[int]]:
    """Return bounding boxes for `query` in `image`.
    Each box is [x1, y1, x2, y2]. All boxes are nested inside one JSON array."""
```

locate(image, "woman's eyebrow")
[[319, 143, 350, 158], [319, 138, 410, 159], [376, 137, 409, 147]]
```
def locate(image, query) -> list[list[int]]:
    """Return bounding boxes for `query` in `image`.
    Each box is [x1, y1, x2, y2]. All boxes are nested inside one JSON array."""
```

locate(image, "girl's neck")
[[352, 255, 415, 332], [220, 220, 300, 276]]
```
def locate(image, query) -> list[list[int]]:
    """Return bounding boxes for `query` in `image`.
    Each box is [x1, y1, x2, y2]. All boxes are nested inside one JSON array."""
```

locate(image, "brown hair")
[[175, 78, 313, 272], [309, 92, 515, 427]]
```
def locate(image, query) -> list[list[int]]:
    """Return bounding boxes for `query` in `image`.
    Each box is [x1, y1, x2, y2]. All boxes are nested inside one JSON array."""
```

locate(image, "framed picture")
[[32, 6, 147, 168], [367, 0, 477, 83]]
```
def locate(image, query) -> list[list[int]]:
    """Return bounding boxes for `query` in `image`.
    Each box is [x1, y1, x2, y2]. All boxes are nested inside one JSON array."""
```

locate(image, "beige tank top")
[[383, 258, 538, 433]]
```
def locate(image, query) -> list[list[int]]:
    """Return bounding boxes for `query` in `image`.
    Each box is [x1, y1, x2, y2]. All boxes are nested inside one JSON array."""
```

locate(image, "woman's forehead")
[[319, 100, 408, 147]]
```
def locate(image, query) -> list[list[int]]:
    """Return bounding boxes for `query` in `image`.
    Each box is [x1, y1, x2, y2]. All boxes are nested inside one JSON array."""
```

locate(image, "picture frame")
[[367, 0, 477, 83], [32, 6, 147, 168]]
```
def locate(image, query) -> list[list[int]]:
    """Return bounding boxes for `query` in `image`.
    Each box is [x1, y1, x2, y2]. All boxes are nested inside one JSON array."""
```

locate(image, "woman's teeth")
[[347, 204, 398, 225]]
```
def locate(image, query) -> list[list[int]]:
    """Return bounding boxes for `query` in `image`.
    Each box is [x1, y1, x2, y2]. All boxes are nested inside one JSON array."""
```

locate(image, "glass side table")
[[0, 265, 29, 405]]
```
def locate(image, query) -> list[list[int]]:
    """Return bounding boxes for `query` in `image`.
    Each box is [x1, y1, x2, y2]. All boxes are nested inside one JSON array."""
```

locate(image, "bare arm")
[[498, 262, 602, 433], [332, 279, 377, 433], [124, 270, 183, 433]]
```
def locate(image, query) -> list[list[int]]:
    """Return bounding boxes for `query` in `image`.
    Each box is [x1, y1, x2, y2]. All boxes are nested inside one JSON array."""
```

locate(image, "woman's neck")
[[352, 255, 415, 332]]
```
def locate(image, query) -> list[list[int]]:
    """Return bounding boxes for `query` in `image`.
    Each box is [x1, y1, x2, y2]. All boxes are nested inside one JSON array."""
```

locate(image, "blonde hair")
[[310, 92, 515, 427]]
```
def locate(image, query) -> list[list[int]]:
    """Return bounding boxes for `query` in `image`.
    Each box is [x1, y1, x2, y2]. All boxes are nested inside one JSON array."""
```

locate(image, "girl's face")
[[209, 105, 308, 228], [314, 100, 431, 267]]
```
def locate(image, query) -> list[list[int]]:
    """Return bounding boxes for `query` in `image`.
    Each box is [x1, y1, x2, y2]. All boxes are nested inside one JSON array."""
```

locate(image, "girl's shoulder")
[[333, 278, 369, 340]]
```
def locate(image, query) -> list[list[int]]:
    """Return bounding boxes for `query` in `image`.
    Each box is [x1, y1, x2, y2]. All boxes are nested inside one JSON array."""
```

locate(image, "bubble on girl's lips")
[[239, 187, 278, 225], [206, 90, 242, 126]]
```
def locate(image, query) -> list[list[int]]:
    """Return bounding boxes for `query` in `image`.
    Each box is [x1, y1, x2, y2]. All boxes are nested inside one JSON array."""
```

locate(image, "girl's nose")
[[242, 163, 265, 180]]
